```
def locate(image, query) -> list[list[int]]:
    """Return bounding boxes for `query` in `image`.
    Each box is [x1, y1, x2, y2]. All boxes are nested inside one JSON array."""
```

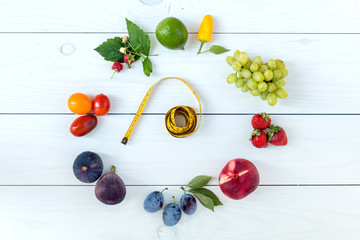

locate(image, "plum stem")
[[172, 196, 175, 203], [161, 188, 168, 193], [111, 165, 116, 173], [180, 186, 187, 194]]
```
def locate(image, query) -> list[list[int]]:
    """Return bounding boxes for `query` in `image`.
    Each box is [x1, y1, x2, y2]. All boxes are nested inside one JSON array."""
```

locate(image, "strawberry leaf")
[[142, 57, 152, 77], [126, 18, 150, 56], [94, 37, 125, 62], [189, 188, 223, 206], [191, 192, 215, 211], [188, 175, 212, 189]]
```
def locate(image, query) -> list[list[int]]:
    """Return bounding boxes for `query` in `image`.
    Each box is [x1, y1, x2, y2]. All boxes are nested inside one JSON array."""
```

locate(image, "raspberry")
[[124, 53, 135, 65], [112, 62, 123, 72]]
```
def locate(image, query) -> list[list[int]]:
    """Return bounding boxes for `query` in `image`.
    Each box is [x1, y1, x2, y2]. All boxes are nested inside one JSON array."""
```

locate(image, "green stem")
[[161, 188, 168, 193], [180, 186, 187, 194], [197, 40, 206, 54], [111, 165, 116, 173], [110, 70, 116, 79]]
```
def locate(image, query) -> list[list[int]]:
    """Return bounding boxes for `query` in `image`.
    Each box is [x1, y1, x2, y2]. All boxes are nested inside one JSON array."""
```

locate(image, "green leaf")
[[188, 175, 212, 189], [189, 188, 223, 206], [142, 57, 152, 77], [94, 37, 125, 62], [192, 192, 215, 211], [208, 45, 230, 55], [126, 18, 150, 56]]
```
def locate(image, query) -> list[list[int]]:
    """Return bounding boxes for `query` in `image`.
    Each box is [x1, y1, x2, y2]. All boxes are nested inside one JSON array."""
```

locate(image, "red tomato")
[[92, 93, 111, 116], [70, 114, 98, 137]]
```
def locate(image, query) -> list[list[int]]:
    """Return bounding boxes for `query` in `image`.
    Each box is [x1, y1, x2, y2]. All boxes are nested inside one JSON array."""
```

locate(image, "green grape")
[[234, 50, 241, 61], [267, 93, 277, 106], [275, 59, 286, 69], [258, 81, 268, 91], [239, 52, 248, 66], [267, 82, 277, 92], [274, 78, 285, 88], [275, 88, 288, 98], [267, 59, 276, 70], [264, 70, 273, 81], [251, 89, 261, 96], [241, 68, 252, 79], [259, 64, 269, 73], [249, 63, 259, 72], [260, 91, 269, 100], [241, 84, 250, 92], [235, 77, 245, 88], [232, 62, 242, 71], [246, 78, 258, 90], [273, 70, 282, 80], [253, 56, 262, 65], [227, 73, 237, 84], [244, 59, 252, 69], [252, 71, 264, 82], [226, 56, 235, 66], [281, 68, 288, 78]]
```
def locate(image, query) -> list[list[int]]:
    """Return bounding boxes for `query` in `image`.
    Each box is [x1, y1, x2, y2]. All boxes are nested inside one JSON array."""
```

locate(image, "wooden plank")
[[1, 34, 360, 113], [0, 186, 359, 239], [0, 0, 359, 33], [1, 115, 359, 185]]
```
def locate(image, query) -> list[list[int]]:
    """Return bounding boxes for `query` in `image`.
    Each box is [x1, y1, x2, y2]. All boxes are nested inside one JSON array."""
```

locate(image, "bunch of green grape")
[[226, 50, 288, 106]]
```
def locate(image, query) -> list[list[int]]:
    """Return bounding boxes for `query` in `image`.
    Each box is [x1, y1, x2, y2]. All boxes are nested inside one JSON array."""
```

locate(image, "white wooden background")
[[1, 0, 360, 239]]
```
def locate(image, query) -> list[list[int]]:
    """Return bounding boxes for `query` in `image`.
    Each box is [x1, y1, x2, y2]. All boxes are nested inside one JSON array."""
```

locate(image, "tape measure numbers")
[[122, 77, 202, 145]]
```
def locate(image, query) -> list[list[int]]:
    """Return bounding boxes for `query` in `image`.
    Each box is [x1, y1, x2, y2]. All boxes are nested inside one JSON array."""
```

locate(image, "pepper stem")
[[111, 165, 116, 173], [161, 188, 168, 193], [197, 40, 206, 54]]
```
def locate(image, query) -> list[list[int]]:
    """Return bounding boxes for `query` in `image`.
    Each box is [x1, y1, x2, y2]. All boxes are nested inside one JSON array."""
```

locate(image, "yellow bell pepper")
[[197, 15, 213, 54]]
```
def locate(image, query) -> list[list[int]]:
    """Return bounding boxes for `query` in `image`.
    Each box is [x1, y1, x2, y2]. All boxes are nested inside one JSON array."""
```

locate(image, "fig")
[[73, 151, 103, 183], [95, 166, 126, 205]]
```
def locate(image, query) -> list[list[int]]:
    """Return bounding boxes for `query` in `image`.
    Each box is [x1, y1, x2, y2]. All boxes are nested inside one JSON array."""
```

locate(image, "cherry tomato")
[[68, 93, 92, 115], [70, 114, 98, 137], [92, 93, 111, 116]]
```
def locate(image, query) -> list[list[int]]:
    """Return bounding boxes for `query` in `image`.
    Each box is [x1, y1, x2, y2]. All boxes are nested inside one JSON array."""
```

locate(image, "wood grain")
[[0, 0, 359, 33], [0, 186, 359, 240], [1, 115, 358, 185], [1, 34, 360, 113]]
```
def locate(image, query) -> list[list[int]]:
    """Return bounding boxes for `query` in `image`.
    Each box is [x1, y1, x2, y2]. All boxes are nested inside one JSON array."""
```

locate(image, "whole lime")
[[156, 17, 188, 50]]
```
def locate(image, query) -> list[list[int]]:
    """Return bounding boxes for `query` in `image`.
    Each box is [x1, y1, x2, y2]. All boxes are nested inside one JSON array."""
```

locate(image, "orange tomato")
[[68, 93, 92, 115]]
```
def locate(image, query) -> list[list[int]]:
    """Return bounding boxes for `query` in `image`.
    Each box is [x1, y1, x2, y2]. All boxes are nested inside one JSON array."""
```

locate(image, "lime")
[[155, 17, 188, 50]]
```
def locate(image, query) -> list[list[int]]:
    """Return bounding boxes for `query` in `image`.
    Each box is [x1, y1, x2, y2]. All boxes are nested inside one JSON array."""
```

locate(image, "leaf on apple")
[[188, 175, 212, 189]]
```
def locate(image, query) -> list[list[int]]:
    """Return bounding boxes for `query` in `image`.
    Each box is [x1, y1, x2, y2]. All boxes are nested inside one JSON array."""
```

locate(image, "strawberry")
[[267, 125, 288, 146], [251, 112, 271, 130], [250, 130, 268, 148]]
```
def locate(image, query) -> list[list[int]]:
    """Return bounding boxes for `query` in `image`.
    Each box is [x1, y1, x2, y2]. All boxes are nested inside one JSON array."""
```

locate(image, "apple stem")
[[233, 174, 238, 179], [161, 188, 168, 193]]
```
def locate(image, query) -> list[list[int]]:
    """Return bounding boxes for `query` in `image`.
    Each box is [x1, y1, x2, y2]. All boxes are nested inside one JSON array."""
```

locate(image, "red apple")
[[219, 158, 260, 200]]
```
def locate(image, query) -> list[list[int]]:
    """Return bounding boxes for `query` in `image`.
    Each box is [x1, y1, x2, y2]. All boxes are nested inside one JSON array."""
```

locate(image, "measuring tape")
[[121, 77, 202, 145]]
